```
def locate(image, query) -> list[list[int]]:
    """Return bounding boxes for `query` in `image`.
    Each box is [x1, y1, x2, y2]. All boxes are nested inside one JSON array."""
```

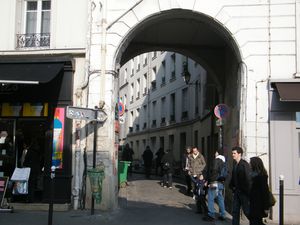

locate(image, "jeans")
[[207, 182, 225, 218], [163, 172, 172, 187], [232, 190, 250, 225]]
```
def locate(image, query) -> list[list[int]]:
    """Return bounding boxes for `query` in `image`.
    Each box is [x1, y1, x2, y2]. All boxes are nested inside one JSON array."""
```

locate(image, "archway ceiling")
[[119, 17, 229, 67]]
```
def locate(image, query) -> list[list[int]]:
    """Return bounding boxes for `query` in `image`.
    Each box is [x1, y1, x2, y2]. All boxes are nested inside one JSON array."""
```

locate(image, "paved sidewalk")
[[0, 173, 278, 225]]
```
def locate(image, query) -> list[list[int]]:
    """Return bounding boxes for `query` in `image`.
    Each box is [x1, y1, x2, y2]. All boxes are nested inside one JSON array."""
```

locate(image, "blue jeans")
[[207, 182, 225, 218], [163, 172, 172, 187], [232, 190, 250, 225]]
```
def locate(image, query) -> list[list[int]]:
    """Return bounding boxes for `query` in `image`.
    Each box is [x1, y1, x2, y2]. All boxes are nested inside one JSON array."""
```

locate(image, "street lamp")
[[182, 61, 191, 85]]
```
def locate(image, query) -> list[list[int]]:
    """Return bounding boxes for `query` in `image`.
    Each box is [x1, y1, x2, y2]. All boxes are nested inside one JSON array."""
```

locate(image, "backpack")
[[217, 161, 228, 182]]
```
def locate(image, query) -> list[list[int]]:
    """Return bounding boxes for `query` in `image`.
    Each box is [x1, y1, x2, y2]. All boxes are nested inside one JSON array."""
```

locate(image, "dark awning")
[[272, 80, 300, 101], [0, 62, 64, 84]]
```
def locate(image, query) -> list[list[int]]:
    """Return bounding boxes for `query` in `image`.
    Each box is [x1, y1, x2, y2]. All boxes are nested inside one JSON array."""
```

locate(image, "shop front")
[[0, 57, 73, 204]]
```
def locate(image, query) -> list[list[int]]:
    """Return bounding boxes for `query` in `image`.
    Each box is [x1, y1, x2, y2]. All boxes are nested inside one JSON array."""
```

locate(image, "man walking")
[[203, 150, 226, 221], [230, 146, 251, 225], [142, 146, 153, 179]]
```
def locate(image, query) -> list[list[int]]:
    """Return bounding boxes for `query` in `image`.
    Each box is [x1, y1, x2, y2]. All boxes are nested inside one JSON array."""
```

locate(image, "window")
[[170, 93, 176, 122], [161, 97, 166, 124], [296, 112, 300, 128], [136, 79, 140, 99], [161, 61, 166, 87], [182, 88, 188, 119], [17, 0, 51, 48], [170, 53, 176, 81], [143, 73, 147, 95]]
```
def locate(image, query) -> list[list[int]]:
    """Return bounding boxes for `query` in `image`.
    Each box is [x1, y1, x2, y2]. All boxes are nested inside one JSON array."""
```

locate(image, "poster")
[[52, 107, 65, 169]]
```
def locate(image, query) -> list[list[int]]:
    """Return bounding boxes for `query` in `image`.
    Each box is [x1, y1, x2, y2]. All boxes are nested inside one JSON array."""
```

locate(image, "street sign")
[[66, 106, 107, 122], [214, 104, 229, 119]]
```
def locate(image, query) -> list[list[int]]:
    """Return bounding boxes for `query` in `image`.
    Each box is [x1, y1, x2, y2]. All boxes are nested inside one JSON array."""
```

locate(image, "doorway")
[[0, 118, 49, 203]]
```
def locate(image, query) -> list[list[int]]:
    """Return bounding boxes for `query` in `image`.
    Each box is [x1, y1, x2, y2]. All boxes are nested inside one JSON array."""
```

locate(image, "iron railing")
[[16, 33, 50, 48]]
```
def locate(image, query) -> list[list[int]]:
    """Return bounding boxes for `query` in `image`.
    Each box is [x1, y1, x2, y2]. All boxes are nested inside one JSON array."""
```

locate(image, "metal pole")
[[91, 108, 98, 215], [279, 175, 284, 225], [48, 166, 56, 225]]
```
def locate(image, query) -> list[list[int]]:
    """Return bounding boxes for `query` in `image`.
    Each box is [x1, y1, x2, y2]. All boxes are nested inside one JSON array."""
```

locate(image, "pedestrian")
[[203, 150, 226, 221], [122, 143, 134, 175], [182, 146, 192, 195], [161, 149, 174, 189], [249, 157, 270, 225], [188, 147, 206, 197], [142, 146, 153, 179], [229, 146, 251, 225], [155, 147, 165, 176], [191, 174, 208, 214]]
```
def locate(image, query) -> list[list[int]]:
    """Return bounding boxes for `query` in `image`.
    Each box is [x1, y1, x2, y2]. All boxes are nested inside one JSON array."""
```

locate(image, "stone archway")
[[87, 1, 244, 210]]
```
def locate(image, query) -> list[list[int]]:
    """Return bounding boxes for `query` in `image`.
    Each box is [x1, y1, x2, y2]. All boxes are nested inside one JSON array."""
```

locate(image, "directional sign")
[[214, 104, 229, 119], [66, 106, 107, 122]]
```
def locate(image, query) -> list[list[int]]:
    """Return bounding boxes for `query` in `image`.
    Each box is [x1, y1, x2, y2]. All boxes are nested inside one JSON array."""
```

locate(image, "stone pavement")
[[0, 173, 275, 225]]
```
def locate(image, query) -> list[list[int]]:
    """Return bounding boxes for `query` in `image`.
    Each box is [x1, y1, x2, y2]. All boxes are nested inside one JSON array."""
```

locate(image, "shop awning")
[[271, 80, 300, 101], [0, 62, 64, 84]]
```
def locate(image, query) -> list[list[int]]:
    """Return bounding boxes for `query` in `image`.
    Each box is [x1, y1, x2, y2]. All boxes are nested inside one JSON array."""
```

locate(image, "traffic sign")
[[66, 106, 107, 122], [214, 104, 229, 119]]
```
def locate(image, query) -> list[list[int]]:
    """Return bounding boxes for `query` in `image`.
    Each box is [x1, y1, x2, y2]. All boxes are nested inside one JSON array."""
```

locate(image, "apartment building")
[[0, 0, 87, 207], [118, 51, 217, 164]]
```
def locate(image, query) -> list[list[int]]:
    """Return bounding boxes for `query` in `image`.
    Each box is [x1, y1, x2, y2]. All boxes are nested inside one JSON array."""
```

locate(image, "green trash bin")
[[87, 167, 105, 204], [118, 161, 131, 188]]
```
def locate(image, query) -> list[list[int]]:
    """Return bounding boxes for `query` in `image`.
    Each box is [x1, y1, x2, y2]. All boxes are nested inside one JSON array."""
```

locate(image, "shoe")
[[202, 215, 214, 221], [163, 185, 167, 188], [169, 186, 172, 189], [218, 216, 226, 221]]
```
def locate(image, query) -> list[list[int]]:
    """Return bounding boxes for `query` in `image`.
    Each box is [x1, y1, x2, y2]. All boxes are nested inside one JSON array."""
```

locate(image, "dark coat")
[[250, 174, 269, 219], [230, 159, 251, 195], [161, 152, 174, 173], [142, 148, 153, 167], [205, 158, 224, 184]]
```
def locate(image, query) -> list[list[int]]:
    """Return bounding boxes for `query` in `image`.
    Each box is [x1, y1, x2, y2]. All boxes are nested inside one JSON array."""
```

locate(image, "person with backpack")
[[203, 150, 227, 221], [161, 149, 174, 189]]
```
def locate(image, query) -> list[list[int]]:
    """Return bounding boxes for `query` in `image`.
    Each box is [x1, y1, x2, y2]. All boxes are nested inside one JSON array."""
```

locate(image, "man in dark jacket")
[[230, 146, 251, 225], [142, 146, 153, 179], [203, 150, 226, 221], [161, 149, 174, 189]]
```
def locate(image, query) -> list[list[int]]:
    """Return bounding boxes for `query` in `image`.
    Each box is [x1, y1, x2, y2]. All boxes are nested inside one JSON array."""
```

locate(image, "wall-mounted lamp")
[[181, 61, 191, 85]]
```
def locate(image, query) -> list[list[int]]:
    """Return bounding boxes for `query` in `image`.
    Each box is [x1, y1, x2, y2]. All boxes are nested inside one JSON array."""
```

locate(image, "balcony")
[[16, 33, 50, 49]]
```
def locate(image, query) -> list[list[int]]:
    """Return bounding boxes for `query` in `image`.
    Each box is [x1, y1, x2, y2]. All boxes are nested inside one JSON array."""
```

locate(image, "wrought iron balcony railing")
[[16, 33, 50, 49]]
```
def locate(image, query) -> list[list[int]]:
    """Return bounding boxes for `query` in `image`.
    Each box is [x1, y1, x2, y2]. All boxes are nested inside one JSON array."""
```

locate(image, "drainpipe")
[[100, 0, 107, 105]]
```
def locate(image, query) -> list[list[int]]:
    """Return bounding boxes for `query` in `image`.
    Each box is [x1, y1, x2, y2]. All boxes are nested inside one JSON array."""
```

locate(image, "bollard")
[[48, 166, 56, 225], [279, 175, 284, 225]]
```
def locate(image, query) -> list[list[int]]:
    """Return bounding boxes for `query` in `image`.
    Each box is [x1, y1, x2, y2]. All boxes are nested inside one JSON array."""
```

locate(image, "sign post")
[[214, 104, 229, 152], [66, 106, 107, 215]]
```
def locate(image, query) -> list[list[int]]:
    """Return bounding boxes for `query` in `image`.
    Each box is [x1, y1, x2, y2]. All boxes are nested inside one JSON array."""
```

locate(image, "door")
[[0, 119, 16, 177]]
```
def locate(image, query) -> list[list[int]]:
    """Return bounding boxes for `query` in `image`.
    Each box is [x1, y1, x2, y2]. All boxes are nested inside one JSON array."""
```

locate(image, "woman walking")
[[249, 157, 270, 225]]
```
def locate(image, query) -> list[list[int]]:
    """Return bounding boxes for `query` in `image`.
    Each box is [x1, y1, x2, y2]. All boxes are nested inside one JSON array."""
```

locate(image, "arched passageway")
[[113, 9, 243, 214], [114, 9, 242, 163]]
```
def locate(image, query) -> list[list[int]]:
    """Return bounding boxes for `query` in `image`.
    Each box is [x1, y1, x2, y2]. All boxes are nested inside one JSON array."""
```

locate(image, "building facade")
[[0, 0, 300, 223], [118, 52, 213, 163]]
